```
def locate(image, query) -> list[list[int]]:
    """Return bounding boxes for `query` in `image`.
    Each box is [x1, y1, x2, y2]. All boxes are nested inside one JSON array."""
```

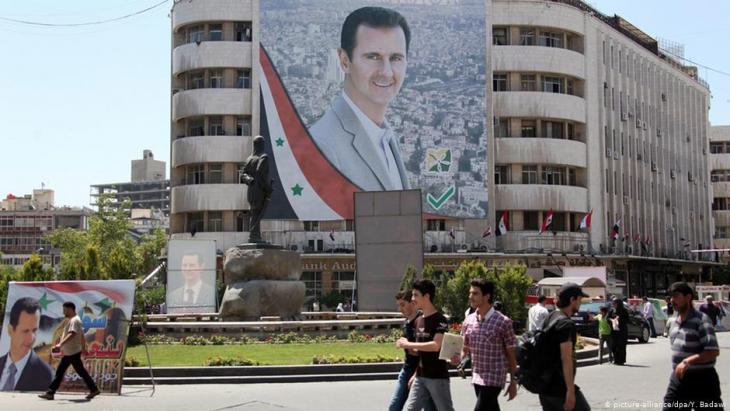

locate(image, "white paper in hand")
[[439, 333, 464, 361]]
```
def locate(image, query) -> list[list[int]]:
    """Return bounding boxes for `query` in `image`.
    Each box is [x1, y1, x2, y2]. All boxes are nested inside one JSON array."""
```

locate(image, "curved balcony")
[[712, 210, 730, 227], [172, 0, 254, 32], [494, 92, 585, 124], [171, 184, 248, 214], [497, 231, 589, 253], [495, 184, 587, 212], [493, 46, 585, 80], [173, 88, 252, 121], [712, 182, 730, 198], [496, 138, 586, 168], [173, 42, 253, 76], [172, 136, 253, 168], [171, 231, 251, 252], [709, 155, 730, 171], [493, 0, 586, 35]]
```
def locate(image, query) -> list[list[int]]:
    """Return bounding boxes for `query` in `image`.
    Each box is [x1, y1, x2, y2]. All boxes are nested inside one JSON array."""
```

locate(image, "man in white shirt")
[[309, 6, 410, 191], [527, 294, 549, 332], [642, 296, 657, 338]]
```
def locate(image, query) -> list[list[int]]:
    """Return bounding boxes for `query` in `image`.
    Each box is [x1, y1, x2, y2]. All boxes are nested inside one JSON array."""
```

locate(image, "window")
[[543, 76, 563, 93], [210, 70, 223, 88], [521, 120, 536, 137], [189, 71, 204, 89], [520, 28, 535, 46], [711, 143, 725, 154], [186, 165, 204, 185], [304, 221, 320, 232], [427, 219, 446, 231], [567, 79, 574, 95], [711, 171, 727, 182], [568, 168, 577, 186], [493, 74, 508, 92], [236, 210, 249, 231], [522, 165, 538, 184], [716, 226, 730, 239], [493, 27, 508, 45], [523, 211, 539, 230], [208, 24, 222, 41], [237, 70, 251, 89], [520, 74, 536, 91], [208, 211, 223, 232], [301, 271, 322, 301], [188, 118, 204, 136], [345, 219, 355, 231], [208, 116, 224, 136], [567, 123, 575, 140], [236, 117, 252, 136], [495, 166, 510, 184], [494, 117, 509, 137], [187, 25, 204, 43], [208, 163, 223, 184], [539, 32, 562, 48], [235, 22, 252, 42], [551, 212, 566, 231], [187, 212, 204, 233], [542, 166, 565, 185], [542, 121, 564, 139]]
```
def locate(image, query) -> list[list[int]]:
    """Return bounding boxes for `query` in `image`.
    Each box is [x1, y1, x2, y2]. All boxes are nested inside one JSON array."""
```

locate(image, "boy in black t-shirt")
[[539, 283, 591, 411], [396, 279, 454, 411]]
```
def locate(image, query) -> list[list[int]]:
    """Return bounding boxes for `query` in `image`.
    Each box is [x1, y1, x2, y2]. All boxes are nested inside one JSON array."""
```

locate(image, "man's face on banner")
[[8, 310, 39, 358], [181, 254, 203, 285], [339, 25, 407, 118]]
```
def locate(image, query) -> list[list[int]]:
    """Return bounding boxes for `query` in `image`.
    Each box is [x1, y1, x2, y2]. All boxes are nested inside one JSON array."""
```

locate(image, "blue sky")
[[1, 0, 728, 208]]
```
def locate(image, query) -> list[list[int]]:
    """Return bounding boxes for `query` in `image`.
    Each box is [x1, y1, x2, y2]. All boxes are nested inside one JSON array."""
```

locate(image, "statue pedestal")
[[219, 244, 305, 321]]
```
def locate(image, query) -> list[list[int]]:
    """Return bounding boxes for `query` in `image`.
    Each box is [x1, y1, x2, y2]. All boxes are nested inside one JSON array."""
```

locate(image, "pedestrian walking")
[[699, 296, 721, 327], [610, 298, 629, 365], [663, 282, 723, 411], [457, 279, 517, 411], [528, 295, 549, 332], [38, 302, 100, 401], [595, 306, 613, 364], [643, 296, 657, 338]]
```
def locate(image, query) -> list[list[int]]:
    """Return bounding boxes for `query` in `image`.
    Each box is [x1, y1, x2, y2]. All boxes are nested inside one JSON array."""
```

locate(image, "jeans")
[[405, 376, 454, 411], [538, 386, 591, 411], [663, 368, 724, 410], [474, 384, 502, 411], [598, 334, 613, 364], [647, 318, 658, 338], [48, 353, 98, 393], [389, 363, 437, 411]]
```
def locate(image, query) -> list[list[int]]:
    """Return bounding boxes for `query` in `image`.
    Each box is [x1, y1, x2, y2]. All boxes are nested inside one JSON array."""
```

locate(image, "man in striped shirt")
[[663, 282, 723, 411]]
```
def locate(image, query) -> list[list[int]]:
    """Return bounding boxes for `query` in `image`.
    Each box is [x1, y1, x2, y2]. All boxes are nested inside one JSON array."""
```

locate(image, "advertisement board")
[[166, 239, 217, 314]]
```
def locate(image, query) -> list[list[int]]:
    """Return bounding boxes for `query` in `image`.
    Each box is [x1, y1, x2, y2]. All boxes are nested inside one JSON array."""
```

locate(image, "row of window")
[[493, 210, 588, 232], [186, 211, 249, 233], [178, 116, 251, 138], [494, 117, 581, 140], [494, 165, 579, 186], [710, 142, 730, 154], [712, 198, 730, 211], [715, 226, 730, 239], [0, 216, 53, 228], [182, 22, 252, 45], [0, 236, 50, 248], [492, 26, 580, 51], [181, 69, 251, 91], [711, 170, 730, 182], [493, 73, 579, 96]]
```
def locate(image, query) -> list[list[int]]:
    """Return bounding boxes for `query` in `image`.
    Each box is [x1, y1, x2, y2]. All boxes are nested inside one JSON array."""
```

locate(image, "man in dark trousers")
[[611, 298, 629, 365], [39, 302, 100, 400], [663, 282, 722, 410], [538, 283, 591, 411]]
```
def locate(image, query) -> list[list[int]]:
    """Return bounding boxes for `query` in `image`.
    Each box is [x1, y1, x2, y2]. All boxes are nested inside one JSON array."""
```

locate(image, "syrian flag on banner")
[[449, 227, 456, 240], [610, 218, 622, 239], [482, 226, 492, 238], [496, 211, 509, 236], [329, 229, 335, 241], [579, 210, 592, 231], [539, 208, 554, 235]]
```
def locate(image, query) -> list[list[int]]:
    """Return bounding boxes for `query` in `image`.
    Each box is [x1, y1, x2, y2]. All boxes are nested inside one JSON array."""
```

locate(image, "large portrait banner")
[[0, 280, 135, 394], [166, 239, 217, 314]]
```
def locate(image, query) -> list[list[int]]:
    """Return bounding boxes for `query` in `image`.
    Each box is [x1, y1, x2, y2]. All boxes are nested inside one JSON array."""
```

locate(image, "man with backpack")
[[520, 283, 591, 411]]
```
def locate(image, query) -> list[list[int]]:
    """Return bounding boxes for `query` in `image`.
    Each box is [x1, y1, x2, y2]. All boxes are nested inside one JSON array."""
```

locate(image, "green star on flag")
[[291, 184, 304, 196], [275, 138, 285, 147], [38, 292, 56, 311], [94, 298, 113, 313]]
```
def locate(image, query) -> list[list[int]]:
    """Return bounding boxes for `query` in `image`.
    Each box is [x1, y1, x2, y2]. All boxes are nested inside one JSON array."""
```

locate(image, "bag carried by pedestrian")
[[515, 312, 560, 394]]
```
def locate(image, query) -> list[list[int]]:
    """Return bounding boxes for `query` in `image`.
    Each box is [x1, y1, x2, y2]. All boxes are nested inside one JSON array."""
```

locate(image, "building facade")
[[168, 0, 260, 250], [710, 125, 730, 262]]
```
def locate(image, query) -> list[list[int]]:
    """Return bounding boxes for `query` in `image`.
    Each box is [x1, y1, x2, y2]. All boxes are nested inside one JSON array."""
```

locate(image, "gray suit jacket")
[[0, 351, 54, 392], [309, 94, 410, 191]]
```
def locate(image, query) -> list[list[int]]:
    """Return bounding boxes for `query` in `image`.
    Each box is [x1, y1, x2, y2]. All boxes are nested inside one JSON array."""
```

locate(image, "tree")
[[491, 264, 533, 325], [400, 264, 418, 291], [20, 254, 53, 282], [0, 264, 19, 316], [441, 261, 488, 322]]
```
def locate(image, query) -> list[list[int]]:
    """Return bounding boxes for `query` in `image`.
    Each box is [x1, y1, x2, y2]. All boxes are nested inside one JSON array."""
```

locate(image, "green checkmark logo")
[[426, 186, 455, 210]]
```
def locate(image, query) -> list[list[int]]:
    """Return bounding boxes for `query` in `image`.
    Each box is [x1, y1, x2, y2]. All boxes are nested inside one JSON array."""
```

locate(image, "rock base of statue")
[[219, 243, 305, 321]]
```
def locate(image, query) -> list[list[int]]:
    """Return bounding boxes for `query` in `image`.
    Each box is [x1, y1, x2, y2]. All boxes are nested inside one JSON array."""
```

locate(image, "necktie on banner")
[[1, 363, 17, 391]]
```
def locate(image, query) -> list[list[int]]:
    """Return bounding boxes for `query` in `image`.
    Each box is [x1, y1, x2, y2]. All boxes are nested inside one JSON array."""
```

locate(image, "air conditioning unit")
[[688, 172, 694, 182], [643, 121, 648, 130], [604, 82, 608, 89], [672, 207, 677, 215], [637, 153, 643, 161], [670, 169, 676, 179], [636, 119, 642, 128], [613, 151, 619, 160], [703, 148, 707, 155], [651, 162, 658, 171], [657, 129, 662, 137], [621, 112, 628, 121], [623, 196, 630, 205], [662, 93, 667, 102], [686, 135, 691, 143], [628, 112, 634, 118], [606, 148, 612, 158]]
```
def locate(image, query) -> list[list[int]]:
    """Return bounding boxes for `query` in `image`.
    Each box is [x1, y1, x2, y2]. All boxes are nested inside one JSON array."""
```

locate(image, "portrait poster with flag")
[[259, 0, 489, 220], [0, 280, 135, 394]]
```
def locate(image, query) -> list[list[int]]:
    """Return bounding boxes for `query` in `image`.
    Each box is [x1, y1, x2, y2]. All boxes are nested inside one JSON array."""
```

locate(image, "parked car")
[[571, 301, 652, 343]]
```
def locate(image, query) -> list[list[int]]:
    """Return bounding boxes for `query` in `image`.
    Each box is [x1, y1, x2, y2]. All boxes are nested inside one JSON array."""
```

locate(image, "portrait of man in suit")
[[169, 252, 216, 312], [0, 297, 54, 391], [309, 6, 411, 191]]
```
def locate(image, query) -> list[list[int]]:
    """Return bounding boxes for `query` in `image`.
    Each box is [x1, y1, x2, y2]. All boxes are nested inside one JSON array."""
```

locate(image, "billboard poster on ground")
[[259, 0, 489, 220], [166, 239, 217, 314], [0, 280, 135, 394]]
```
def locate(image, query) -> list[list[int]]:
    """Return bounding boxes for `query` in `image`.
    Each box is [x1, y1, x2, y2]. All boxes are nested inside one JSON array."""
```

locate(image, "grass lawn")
[[126, 343, 403, 367]]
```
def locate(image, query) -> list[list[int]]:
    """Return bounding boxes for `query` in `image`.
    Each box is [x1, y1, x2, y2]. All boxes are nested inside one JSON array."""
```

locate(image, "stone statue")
[[240, 135, 273, 243]]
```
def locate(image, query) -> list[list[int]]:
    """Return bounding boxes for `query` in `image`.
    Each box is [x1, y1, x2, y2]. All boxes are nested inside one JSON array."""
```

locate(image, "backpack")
[[515, 311, 562, 394]]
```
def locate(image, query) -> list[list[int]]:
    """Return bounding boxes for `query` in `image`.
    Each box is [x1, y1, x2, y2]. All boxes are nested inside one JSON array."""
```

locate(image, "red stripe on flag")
[[260, 47, 360, 218], [14, 282, 130, 305]]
